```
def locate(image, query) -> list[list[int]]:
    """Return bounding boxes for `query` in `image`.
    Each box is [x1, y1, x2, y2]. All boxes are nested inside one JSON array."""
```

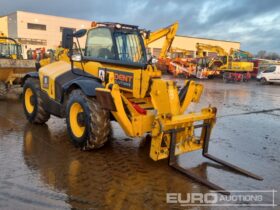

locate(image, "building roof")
[[176, 34, 240, 44], [1, 10, 91, 22]]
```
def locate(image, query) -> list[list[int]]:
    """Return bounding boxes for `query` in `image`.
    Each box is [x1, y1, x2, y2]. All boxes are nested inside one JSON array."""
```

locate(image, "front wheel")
[[260, 78, 268, 85], [66, 89, 111, 150], [23, 78, 50, 124]]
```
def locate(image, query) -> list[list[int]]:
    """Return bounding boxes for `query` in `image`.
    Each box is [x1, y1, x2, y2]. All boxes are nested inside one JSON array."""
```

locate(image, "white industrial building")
[[0, 11, 91, 57], [0, 11, 240, 59]]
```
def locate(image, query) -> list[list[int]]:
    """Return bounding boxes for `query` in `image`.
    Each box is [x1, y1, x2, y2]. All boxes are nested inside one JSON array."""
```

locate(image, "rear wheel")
[[66, 89, 111, 150], [23, 78, 50, 124], [223, 72, 230, 82], [0, 81, 7, 99]]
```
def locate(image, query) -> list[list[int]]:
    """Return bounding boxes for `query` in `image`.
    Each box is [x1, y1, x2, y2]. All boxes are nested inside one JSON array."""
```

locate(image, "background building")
[[0, 11, 240, 59], [0, 11, 91, 58], [148, 35, 240, 58]]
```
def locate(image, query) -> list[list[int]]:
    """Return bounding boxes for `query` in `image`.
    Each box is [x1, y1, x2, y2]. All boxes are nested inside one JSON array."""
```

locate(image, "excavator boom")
[[145, 22, 178, 59], [196, 43, 228, 57]]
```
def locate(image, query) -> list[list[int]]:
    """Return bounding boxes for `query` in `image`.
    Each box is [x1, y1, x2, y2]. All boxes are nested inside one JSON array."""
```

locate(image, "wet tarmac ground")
[[0, 79, 279, 210]]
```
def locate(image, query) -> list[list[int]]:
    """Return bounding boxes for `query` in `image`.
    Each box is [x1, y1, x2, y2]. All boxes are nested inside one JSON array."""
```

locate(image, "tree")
[[256, 50, 280, 60], [256, 50, 266, 59], [266, 52, 279, 60]]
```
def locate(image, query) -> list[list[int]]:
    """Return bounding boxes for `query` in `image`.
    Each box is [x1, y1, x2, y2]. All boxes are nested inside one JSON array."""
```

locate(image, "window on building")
[[208, 52, 218, 57], [27, 23, 47, 31], [18, 38, 47, 46], [60, 27, 76, 32], [152, 48, 161, 57], [188, 51, 195, 58]]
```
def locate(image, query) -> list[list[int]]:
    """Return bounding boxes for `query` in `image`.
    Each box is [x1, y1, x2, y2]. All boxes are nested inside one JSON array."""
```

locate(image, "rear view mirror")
[[73, 29, 87, 38], [62, 28, 74, 49]]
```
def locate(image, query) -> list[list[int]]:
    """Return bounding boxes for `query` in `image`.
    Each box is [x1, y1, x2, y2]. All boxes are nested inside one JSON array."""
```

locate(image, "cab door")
[[264, 66, 276, 82]]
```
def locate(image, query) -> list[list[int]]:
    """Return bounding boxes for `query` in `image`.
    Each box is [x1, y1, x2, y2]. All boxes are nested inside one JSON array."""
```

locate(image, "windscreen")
[[0, 41, 21, 58], [0, 43, 15, 58], [114, 31, 146, 64]]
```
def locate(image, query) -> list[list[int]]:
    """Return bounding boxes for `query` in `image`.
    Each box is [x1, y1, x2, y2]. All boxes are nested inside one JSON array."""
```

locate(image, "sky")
[[1, 0, 280, 54]]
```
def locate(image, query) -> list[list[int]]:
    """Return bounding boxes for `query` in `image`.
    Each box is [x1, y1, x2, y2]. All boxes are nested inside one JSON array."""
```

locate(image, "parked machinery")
[[196, 43, 254, 81], [229, 48, 253, 61], [144, 23, 196, 78], [0, 32, 23, 59], [0, 32, 35, 98], [144, 22, 178, 73], [22, 22, 262, 193], [168, 47, 197, 77]]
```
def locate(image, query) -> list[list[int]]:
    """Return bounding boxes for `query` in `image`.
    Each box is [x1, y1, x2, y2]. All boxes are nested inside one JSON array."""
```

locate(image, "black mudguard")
[[63, 79, 103, 98], [55, 69, 103, 103], [21, 72, 39, 86]]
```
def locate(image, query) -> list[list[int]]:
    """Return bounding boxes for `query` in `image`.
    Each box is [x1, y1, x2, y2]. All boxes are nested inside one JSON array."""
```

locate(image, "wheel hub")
[[77, 112, 85, 127], [30, 95, 35, 106]]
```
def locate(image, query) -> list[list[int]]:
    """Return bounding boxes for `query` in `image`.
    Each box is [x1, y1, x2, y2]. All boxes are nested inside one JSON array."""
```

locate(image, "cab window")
[[114, 31, 146, 64], [85, 28, 115, 59]]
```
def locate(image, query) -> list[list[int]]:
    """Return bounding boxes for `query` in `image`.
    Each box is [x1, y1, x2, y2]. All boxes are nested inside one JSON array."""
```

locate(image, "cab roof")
[[92, 22, 139, 30]]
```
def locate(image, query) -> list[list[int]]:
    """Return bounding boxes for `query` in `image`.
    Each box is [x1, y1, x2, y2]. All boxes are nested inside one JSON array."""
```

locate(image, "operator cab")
[[0, 37, 22, 59], [65, 22, 148, 68]]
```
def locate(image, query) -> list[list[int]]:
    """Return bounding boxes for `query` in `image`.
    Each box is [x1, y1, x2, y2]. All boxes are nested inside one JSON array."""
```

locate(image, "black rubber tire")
[[260, 78, 267, 85], [208, 75, 214, 79], [0, 81, 7, 99], [223, 72, 230, 83], [22, 78, 50, 124], [66, 89, 111, 150]]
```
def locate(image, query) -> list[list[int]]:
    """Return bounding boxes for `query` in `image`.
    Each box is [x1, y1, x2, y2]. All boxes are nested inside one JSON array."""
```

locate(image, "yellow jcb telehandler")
[[22, 22, 262, 194]]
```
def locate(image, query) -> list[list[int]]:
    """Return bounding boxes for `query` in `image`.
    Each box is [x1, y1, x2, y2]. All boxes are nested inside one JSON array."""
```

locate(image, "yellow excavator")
[[144, 22, 178, 73], [196, 43, 254, 81], [144, 23, 195, 77], [144, 22, 178, 59], [21, 22, 262, 194], [0, 32, 36, 98]]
